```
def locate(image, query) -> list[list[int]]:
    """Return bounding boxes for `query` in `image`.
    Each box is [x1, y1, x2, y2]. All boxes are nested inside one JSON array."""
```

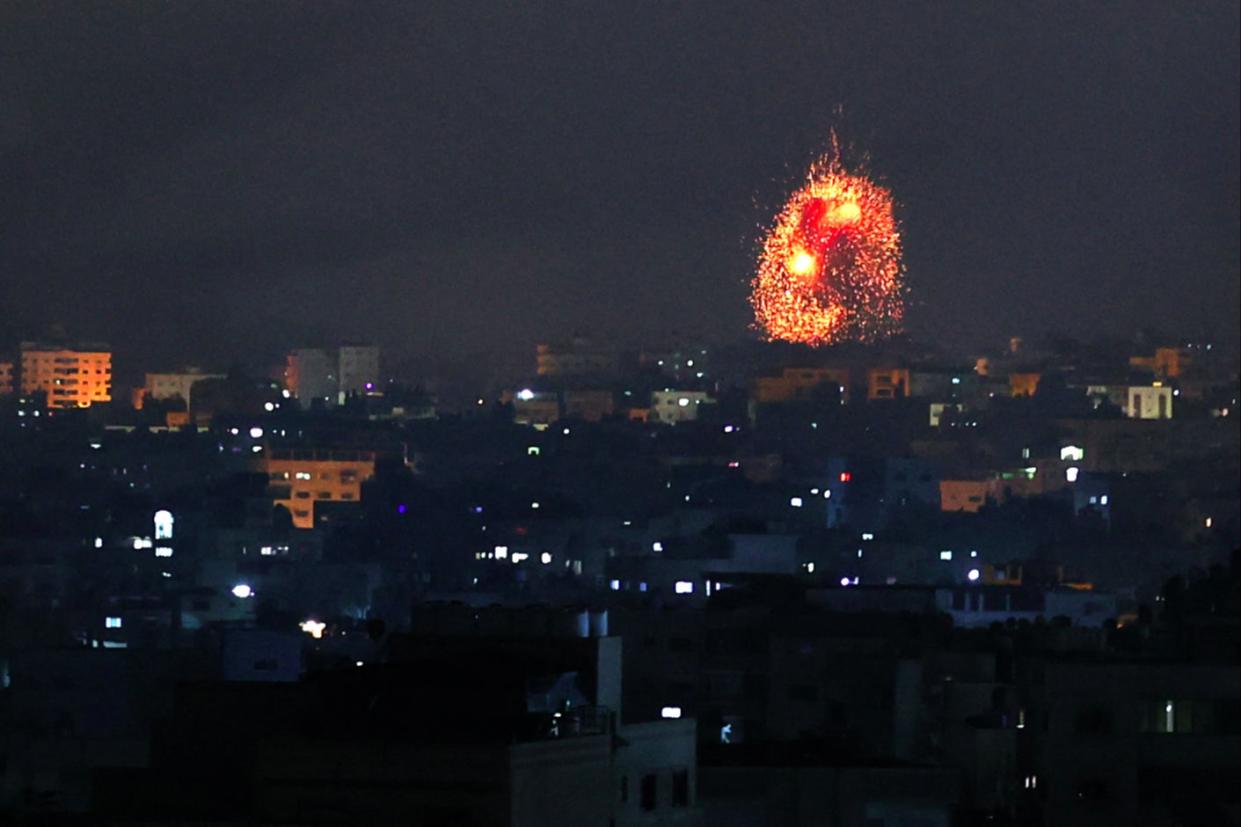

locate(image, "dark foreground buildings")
[[0, 335, 1237, 824]]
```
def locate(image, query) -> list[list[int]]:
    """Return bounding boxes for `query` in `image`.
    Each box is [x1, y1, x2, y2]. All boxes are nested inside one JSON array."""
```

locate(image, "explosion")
[[750, 144, 904, 345]]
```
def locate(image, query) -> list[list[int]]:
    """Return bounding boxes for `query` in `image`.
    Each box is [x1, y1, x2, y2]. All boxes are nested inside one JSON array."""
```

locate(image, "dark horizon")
[[2, 2, 1238, 370]]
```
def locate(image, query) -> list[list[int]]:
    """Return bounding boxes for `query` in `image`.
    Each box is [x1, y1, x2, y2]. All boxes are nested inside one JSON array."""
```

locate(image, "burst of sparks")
[[751, 144, 904, 346]]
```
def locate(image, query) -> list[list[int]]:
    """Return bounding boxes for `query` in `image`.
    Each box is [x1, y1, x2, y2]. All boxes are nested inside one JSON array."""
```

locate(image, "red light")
[[839, 472, 852, 482]]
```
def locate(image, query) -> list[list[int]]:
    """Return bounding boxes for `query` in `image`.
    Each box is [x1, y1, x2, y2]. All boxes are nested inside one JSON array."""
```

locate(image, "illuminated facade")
[[139, 368, 224, 409], [536, 339, 617, 378], [285, 349, 337, 409], [1125, 385, 1173, 420], [256, 449, 377, 529], [650, 390, 713, 424], [0, 360, 13, 396], [867, 368, 909, 400], [20, 341, 112, 409], [753, 367, 851, 404], [1009, 372, 1041, 397]]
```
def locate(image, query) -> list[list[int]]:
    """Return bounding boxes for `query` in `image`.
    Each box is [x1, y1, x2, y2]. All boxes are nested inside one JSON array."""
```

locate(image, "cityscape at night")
[[1, 2, 1238, 825]]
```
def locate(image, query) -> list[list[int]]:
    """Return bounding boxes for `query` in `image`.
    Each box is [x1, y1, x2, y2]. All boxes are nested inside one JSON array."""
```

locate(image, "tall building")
[[285, 345, 380, 408], [536, 338, 617, 378], [19, 341, 112, 409], [285, 349, 337, 410], [337, 344, 380, 397]]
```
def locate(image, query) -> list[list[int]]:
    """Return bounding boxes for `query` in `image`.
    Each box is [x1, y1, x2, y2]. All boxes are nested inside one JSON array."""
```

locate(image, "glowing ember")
[[751, 139, 904, 345]]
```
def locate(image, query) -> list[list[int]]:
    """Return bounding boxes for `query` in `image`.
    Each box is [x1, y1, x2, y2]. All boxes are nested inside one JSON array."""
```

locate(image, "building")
[[285, 346, 381, 407], [0, 359, 13, 395], [868, 368, 909, 400], [1009, 372, 1041, 397], [753, 367, 850, 405], [1124, 384, 1173, 419], [511, 390, 562, 428], [138, 368, 225, 410], [536, 338, 618, 378], [256, 448, 377, 529], [1130, 346, 1194, 379], [285, 349, 337, 409], [337, 344, 380, 397], [650, 390, 714, 425], [19, 341, 112, 409], [563, 389, 615, 422], [1029, 660, 1240, 827], [940, 480, 990, 513]]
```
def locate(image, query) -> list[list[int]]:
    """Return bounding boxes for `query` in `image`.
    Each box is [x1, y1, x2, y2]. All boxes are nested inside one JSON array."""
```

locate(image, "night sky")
[[2, 2, 1238, 374]]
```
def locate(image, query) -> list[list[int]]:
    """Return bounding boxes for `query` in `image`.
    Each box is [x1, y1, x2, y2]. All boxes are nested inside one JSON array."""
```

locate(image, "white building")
[[285, 349, 337, 409], [1124, 384, 1173, 420]]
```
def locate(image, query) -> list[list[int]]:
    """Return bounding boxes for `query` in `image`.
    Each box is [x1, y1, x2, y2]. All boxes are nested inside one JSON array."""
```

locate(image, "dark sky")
[[2, 1, 1238, 373]]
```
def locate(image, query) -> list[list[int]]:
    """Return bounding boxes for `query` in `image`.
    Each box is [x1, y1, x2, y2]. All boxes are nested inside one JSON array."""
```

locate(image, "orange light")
[[828, 201, 861, 225], [787, 250, 818, 276]]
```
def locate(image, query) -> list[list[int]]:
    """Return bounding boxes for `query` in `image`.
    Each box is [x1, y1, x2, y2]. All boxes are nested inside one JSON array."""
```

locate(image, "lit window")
[[675, 581, 694, 594], [155, 546, 173, 558], [804, 562, 815, 573], [1100, 495, 1109, 505], [540, 552, 552, 565], [1065, 466, 1080, 483], [1205, 517, 1213, 528], [105, 616, 122, 629], [610, 579, 621, 591], [494, 545, 508, 559], [1060, 445, 1085, 462], [299, 619, 326, 639], [516, 388, 535, 401], [661, 706, 683, 719], [231, 584, 253, 599], [861, 532, 874, 541], [153, 509, 174, 539], [249, 427, 264, 439], [940, 550, 953, 561], [527, 446, 540, 456], [789, 497, 803, 508], [652, 541, 664, 552]]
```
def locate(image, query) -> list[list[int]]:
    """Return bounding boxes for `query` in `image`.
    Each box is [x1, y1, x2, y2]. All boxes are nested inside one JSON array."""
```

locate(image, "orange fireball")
[[751, 145, 904, 345]]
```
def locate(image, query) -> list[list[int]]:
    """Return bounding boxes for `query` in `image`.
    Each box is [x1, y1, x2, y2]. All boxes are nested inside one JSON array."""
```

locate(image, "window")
[[672, 770, 689, 807], [640, 774, 657, 811]]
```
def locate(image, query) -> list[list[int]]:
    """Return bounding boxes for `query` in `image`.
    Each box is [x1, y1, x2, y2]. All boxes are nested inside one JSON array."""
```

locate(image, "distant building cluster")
[[0, 330, 1237, 824]]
